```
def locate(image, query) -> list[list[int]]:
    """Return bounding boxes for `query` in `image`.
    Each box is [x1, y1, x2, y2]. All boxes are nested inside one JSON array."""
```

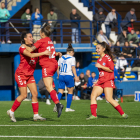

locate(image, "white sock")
[[10, 110, 14, 115], [34, 114, 38, 117]]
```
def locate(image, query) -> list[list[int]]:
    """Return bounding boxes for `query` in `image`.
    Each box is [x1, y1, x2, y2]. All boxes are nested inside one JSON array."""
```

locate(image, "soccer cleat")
[[53, 105, 57, 112], [33, 114, 46, 121], [7, 110, 16, 122], [86, 115, 97, 120], [122, 113, 128, 119], [65, 108, 75, 112], [57, 103, 64, 118], [46, 99, 51, 105], [75, 96, 80, 100]]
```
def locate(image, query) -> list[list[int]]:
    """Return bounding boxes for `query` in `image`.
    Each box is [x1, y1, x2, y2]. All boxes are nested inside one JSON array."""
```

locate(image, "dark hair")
[[91, 72, 96, 74], [122, 29, 127, 32], [98, 42, 114, 60], [41, 24, 51, 37], [67, 43, 74, 52], [136, 29, 140, 32], [21, 31, 31, 44], [80, 72, 84, 75], [1, 2, 5, 4], [119, 54, 124, 57], [50, 9, 54, 12]]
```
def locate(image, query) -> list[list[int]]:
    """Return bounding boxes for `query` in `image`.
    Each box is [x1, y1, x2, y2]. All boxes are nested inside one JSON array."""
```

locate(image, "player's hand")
[[75, 76, 79, 82], [58, 52, 62, 58], [95, 63, 102, 68], [5, 14, 7, 17], [44, 50, 52, 56]]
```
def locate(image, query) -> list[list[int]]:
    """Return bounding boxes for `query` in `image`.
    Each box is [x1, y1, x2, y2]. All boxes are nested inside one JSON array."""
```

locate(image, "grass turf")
[[0, 96, 140, 140]]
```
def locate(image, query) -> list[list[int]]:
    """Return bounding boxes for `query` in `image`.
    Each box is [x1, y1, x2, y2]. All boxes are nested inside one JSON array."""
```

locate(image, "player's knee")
[[22, 94, 27, 99], [106, 97, 112, 102], [32, 92, 38, 98]]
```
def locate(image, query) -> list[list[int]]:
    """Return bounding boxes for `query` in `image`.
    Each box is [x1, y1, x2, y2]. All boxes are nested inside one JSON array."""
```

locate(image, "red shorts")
[[42, 64, 58, 78], [15, 73, 35, 87], [95, 80, 115, 89]]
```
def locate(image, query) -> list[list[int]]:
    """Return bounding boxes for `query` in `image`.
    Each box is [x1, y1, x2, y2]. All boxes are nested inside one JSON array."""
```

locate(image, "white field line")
[[0, 125, 140, 128], [0, 136, 140, 139]]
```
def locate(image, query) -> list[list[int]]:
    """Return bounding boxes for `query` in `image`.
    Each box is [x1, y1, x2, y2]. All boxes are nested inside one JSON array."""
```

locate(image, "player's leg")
[[57, 75, 65, 101], [7, 86, 27, 122], [104, 87, 128, 118], [65, 75, 75, 112], [27, 82, 46, 121], [66, 87, 75, 112], [86, 86, 103, 120], [43, 77, 63, 118], [58, 89, 64, 101]]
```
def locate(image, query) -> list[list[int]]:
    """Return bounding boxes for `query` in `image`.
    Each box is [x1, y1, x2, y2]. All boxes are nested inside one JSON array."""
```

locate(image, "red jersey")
[[97, 54, 114, 84], [15, 46, 38, 76], [34, 37, 57, 68]]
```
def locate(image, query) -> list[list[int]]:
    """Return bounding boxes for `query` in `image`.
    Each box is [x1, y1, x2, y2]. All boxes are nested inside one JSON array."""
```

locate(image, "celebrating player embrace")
[[25, 25, 63, 118], [87, 42, 128, 120], [7, 32, 51, 122]]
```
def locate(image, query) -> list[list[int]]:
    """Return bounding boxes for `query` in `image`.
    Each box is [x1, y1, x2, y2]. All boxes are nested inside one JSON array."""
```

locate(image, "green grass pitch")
[[0, 96, 140, 140]]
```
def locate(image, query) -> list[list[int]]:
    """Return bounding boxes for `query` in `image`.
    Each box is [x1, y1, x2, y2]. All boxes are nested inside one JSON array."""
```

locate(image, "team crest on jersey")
[[102, 62, 106, 66], [29, 59, 35, 65]]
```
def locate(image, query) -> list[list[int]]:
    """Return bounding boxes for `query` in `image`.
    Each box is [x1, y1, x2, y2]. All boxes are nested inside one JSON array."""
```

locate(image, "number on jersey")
[[47, 46, 55, 58], [60, 63, 67, 72]]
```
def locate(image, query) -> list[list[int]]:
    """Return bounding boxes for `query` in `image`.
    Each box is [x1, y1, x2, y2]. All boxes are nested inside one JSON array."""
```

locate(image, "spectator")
[[84, 70, 91, 83], [128, 29, 139, 47], [116, 29, 128, 46], [47, 9, 57, 44], [136, 29, 140, 43], [87, 72, 103, 100], [31, 8, 43, 41], [104, 8, 117, 39], [93, 8, 105, 41], [131, 55, 140, 80], [122, 41, 132, 67], [74, 72, 87, 99], [115, 54, 128, 81], [121, 8, 137, 30], [87, 72, 97, 91], [70, 9, 81, 44], [0, 2, 11, 44], [113, 66, 121, 102], [21, 8, 31, 32], [38, 79, 52, 105], [97, 29, 111, 46], [76, 61, 80, 76]]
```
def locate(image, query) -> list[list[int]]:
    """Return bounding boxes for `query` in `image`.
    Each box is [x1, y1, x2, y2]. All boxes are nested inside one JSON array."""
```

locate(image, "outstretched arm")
[[23, 49, 51, 58]]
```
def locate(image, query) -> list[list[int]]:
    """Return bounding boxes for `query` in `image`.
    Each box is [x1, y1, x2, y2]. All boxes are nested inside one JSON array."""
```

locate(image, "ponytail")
[[41, 24, 51, 37], [99, 42, 114, 60], [67, 43, 74, 52]]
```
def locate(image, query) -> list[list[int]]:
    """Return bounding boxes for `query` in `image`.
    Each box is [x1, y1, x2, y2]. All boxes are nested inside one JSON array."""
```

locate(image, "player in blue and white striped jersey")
[[54, 43, 79, 112]]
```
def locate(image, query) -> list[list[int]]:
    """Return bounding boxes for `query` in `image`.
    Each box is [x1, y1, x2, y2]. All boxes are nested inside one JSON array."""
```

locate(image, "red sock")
[[115, 105, 124, 116], [90, 104, 97, 117], [50, 90, 59, 104], [11, 99, 21, 112], [32, 102, 39, 114]]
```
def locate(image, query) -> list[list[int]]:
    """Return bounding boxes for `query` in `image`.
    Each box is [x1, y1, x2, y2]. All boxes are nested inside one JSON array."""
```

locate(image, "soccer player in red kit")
[[86, 42, 128, 120], [7, 32, 51, 122], [25, 25, 64, 118]]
